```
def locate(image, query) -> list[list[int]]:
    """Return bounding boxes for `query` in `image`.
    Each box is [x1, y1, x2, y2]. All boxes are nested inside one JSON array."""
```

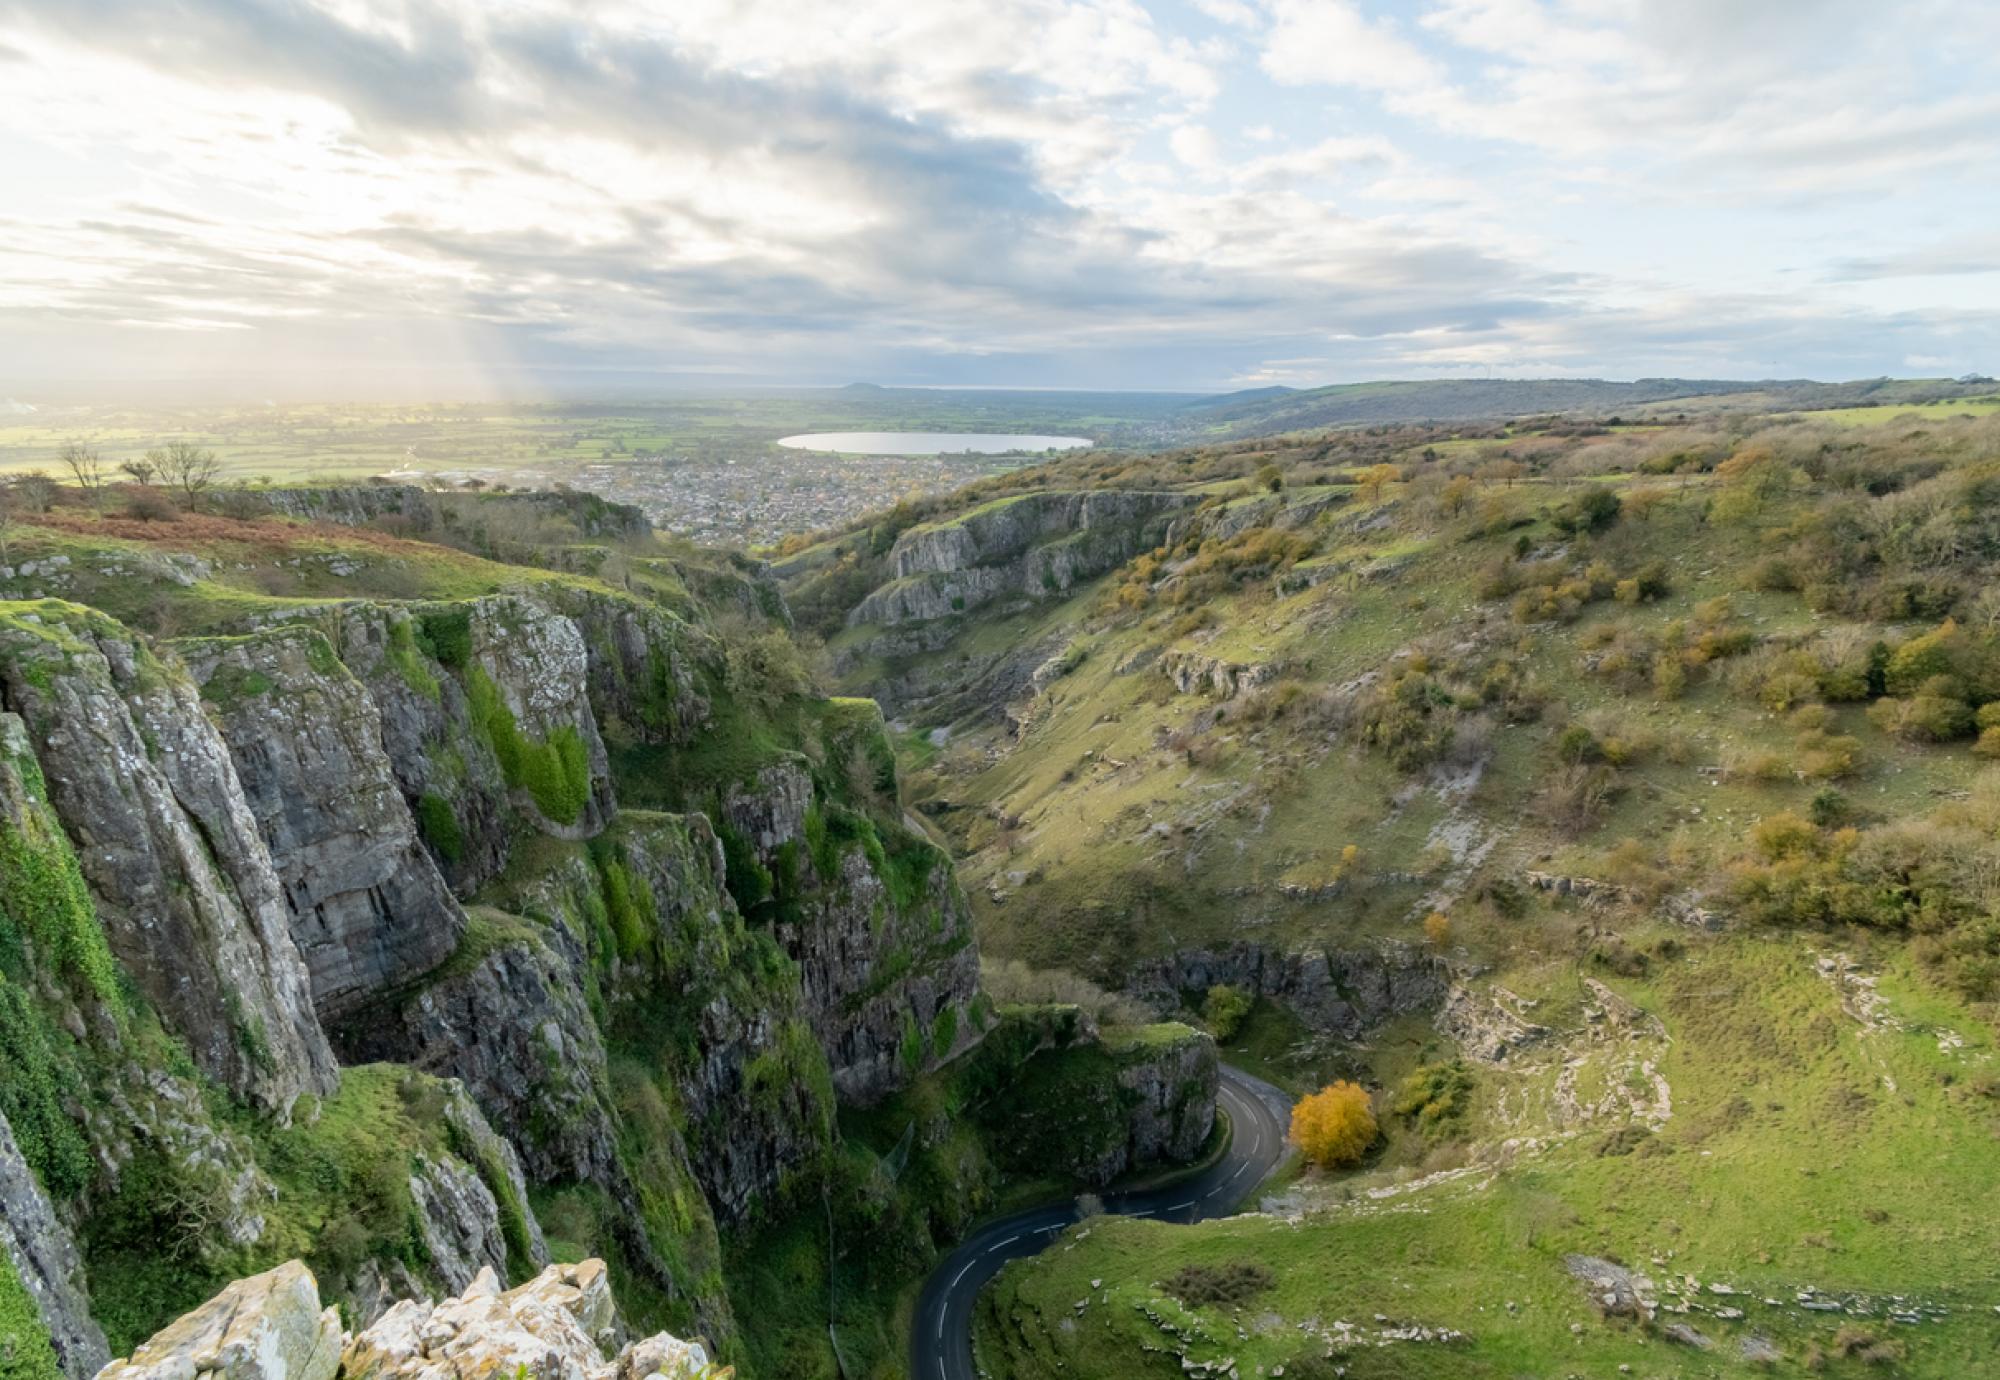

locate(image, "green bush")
[[414, 793, 463, 863], [0, 1248, 62, 1380], [1201, 984, 1253, 1041], [417, 608, 473, 667], [1392, 1061, 1475, 1138], [931, 1005, 959, 1059], [1163, 1261, 1274, 1308]]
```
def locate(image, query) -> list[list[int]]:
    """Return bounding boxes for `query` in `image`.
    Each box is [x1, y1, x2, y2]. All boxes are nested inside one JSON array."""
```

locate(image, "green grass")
[[1799, 397, 2000, 428]]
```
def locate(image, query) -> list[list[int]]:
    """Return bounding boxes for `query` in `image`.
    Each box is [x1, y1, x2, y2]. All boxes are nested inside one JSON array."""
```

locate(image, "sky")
[[3, 0, 1999, 398]]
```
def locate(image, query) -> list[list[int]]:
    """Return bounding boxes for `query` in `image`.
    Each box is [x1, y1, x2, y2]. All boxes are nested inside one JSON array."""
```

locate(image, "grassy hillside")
[[787, 406, 2000, 1375]]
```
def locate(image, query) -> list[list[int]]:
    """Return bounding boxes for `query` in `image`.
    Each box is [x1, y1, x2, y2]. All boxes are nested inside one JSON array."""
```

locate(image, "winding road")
[[910, 1064, 1295, 1380]]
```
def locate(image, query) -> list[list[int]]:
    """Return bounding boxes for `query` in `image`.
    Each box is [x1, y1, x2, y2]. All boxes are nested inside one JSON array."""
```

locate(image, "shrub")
[[1392, 1061, 1472, 1138], [1555, 486, 1621, 534], [1290, 1081, 1377, 1169], [1422, 911, 1451, 948], [1163, 1262, 1274, 1308], [1868, 682, 1974, 742], [1201, 984, 1253, 1041]]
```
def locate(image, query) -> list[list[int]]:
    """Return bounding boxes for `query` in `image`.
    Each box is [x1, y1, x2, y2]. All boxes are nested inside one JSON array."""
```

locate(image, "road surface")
[[909, 1064, 1294, 1380]]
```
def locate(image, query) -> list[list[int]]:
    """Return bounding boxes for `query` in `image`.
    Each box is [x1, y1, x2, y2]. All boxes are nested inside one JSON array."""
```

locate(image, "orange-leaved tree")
[[1290, 1081, 1377, 1169]]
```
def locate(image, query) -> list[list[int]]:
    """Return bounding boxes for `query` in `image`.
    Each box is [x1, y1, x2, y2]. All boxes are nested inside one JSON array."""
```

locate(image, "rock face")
[[339, 920, 614, 1189], [851, 490, 1193, 629], [718, 755, 981, 1103], [0, 606, 337, 1112], [1112, 1027, 1219, 1169], [1127, 941, 1448, 1040], [253, 486, 652, 543], [327, 597, 615, 893], [178, 627, 463, 1022], [99, 1261, 342, 1380], [982, 1019, 1218, 1187], [0, 1108, 110, 1380], [102, 1260, 721, 1380], [1158, 650, 1282, 698], [550, 589, 713, 747]]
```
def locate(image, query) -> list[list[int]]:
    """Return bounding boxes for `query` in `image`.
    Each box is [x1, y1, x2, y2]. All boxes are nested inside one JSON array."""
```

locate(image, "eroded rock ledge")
[[98, 1259, 725, 1380]]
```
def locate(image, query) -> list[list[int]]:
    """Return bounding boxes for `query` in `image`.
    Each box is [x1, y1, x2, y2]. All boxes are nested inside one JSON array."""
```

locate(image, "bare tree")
[[59, 443, 107, 511], [12, 470, 55, 514], [120, 452, 160, 486], [160, 441, 221, 512]]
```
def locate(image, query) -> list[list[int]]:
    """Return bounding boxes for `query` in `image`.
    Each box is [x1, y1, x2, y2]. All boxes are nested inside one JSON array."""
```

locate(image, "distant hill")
[[1179, 375, 1991, 438]]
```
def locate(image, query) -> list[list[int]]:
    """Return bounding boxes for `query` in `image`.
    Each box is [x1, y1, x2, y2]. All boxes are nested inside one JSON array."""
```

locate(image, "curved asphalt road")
[[910, 1064, 1294, 1380]]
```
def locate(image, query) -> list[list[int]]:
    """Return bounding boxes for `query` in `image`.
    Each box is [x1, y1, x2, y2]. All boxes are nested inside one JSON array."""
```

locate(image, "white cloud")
[[1260, 0, 1442, 93]]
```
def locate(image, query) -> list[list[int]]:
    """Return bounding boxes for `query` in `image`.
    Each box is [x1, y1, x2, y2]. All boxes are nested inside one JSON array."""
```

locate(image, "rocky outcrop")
[[605, 814, 828, 1218], [327, 596, 614, 893], [0, 606, 337, 1112], [102, 1260, 720, 1380], [1158, 650, 1282, 698], [719, 756, 981, 1103], [1127, 941, 1448, 1040], [350, 1261, 720, 1380], [1110, 1026, 1218, 1169], [1522, 871, 1726, 929], [850, 490, 1193, 628], [0, 1108, 109, 1380], [479, 811, 832, 1221], [981, 1018, 1217, 1187], [254, 486, 652, 543], [338, 919, 613, 1188], [99, 1261, 343, 1380], [550, 589, 712, 746], [178, 627, 463, 1022]]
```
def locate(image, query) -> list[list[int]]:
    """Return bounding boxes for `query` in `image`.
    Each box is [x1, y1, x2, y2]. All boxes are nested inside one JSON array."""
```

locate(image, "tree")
[[1290, 1081, 1377, 1169], [160, 441, 220, 511], [1358, 464, 1399, 504], [59, 443, 107, 511], [12, 470, 55, 514], [1440, 474, 1473, 517], [120, 454, 159, 486], [1202, 984, 1253, 1041], [1256, 463, 1284, 494]]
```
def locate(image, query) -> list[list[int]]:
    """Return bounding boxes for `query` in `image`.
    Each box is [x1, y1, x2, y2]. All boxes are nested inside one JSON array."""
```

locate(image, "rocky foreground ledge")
[[97, 1259, 726, 1380]]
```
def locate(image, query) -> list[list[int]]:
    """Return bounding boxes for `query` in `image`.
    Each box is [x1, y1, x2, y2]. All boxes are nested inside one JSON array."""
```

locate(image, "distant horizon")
[[5, 368, 1993, 412]]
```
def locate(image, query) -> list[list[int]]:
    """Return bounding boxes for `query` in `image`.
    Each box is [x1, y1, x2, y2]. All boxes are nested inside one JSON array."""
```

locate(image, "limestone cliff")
[[0, 604, 336, 1113], [1127, 940, 1448, 1039], [323, 596, 614, 893], [715, 738, 980, 1104], [849, 490, 1193, 629], [974, 1015, 1218, 1187], [178, 627, 463, 1023]]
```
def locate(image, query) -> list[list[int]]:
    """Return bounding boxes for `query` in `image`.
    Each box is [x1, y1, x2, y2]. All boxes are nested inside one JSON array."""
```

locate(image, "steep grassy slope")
[[787, 408, 2000, 1375]]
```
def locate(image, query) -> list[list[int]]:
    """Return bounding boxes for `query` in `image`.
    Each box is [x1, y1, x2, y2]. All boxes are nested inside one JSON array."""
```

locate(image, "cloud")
[[0, 0, 1993, 393], [1261, 0, 1441, 93]]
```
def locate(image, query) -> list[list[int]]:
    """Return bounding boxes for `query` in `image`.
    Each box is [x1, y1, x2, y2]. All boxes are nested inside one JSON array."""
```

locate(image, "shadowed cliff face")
[[0, 605, 338, 1114], [178, 626, 465, 1024]]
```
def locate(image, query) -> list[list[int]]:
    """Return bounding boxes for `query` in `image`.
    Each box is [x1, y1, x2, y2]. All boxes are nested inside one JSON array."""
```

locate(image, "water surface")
[[776, 431, 1092, 456]]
